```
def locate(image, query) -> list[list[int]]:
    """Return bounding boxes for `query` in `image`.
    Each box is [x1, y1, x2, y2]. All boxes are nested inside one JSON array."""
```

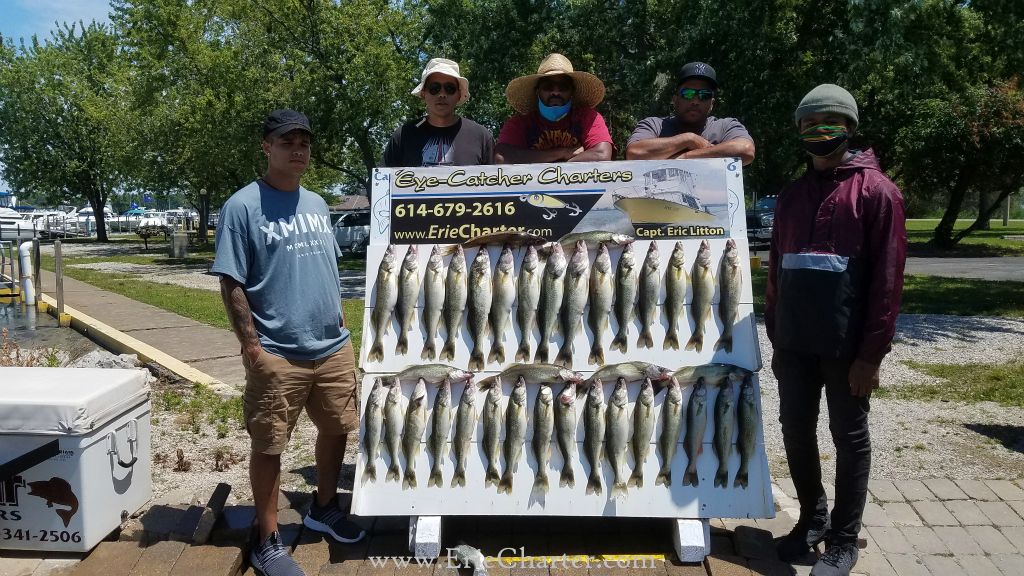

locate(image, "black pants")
[[773, 349, 871, 544]]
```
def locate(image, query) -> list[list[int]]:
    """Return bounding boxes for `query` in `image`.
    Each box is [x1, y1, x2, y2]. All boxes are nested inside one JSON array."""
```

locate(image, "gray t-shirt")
[[627, 115, 751, 146], [212, 180, 349, 360]]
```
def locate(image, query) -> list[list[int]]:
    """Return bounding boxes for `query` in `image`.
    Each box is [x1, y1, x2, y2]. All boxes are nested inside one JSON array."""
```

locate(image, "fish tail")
[[498, 471, 513, 494], [395, 334, 408, 355], [368, 341, 384, 363], [611, 482, 628, 499], [451, 468, 465, 488], [386, 463, 401, 483], [421, 342, 436, 360], [714, 467, 728, 488], [655, 467, 671, 487], [403, 468, 417, 489], [533, 472, 549, 494], [485, 466, 500, 488], [488, 342, 505, 364], [682, 466, 699, 487], [734, 470, 749, 489], [554, 343, 573, 368], [428, 469, 443, 488], [663, 331, 679, 350], [588, 343, 604, 365], [534, 342, 549, 363], [515, 340, 530, 362], [685, 333, 703, 352], [560, 467, 575, 488], [362, 463, 377, 484], [468, 348, 485, 371], [586, 474, 602, 496], [637, 328, 653, 349], [610, 331, 627, 353], [627, 467, 643, 488], [716, 334, 733, 353], [440, 340, 456, 361]]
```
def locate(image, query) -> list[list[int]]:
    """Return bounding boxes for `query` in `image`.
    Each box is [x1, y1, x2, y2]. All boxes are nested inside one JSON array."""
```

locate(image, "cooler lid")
[[0, 368, 150, 435]]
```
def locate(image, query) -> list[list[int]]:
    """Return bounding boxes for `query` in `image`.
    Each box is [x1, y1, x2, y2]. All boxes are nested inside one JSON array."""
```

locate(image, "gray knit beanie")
[[795, 84, 858, 129]]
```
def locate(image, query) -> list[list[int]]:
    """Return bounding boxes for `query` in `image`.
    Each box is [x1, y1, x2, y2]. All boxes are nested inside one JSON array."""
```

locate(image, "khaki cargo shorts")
[[242, 341, 359, 455]]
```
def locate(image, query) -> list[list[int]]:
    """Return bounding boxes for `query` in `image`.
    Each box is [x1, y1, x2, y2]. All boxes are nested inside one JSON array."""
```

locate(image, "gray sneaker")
[[811, 542, 859, 576], [303, 492, 366, 544], [249, 531, 304, 576]]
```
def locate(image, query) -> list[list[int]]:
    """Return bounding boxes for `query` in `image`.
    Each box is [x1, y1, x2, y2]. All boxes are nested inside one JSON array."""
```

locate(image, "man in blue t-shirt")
[[212, 110, 364, 576]]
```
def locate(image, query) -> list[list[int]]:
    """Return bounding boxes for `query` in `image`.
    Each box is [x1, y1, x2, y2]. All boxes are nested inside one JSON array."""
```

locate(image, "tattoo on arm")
[[220, 277, 260, 348]]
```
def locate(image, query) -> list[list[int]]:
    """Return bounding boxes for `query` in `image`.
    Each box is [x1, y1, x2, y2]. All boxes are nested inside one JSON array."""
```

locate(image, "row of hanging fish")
[[361, 362, 760, 498], [366, 231, 744, 369]]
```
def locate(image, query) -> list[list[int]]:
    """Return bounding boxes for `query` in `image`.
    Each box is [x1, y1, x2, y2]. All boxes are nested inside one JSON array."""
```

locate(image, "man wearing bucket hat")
[[214, 110, 365, 576], [494, 53, 613, 164], [384, 57, 494, 167], [625, 62, 755, 165], [766, 85, 906, 576]]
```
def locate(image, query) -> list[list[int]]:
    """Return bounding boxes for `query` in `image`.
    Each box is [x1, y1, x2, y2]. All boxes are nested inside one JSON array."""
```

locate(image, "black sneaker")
[[303, 492, 366, 544], [249, 531, 305, 576], [810, 542, 859, 576], [776, 515, 830, 562]]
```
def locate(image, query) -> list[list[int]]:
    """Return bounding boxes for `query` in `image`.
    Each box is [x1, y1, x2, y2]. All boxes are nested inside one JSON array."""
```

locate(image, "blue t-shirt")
[[212, 180, 349, 360]]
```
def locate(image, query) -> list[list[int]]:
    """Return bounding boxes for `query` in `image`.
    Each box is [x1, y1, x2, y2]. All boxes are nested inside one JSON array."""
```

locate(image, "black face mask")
[[800, 124, 849, 158]]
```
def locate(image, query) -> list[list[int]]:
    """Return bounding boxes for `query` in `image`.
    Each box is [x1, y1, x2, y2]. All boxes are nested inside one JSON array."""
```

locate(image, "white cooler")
[[0, 367, 152, 551]]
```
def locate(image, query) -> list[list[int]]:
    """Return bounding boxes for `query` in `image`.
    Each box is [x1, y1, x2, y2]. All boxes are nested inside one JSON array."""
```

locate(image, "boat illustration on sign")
[[612, 167, 715, 224]]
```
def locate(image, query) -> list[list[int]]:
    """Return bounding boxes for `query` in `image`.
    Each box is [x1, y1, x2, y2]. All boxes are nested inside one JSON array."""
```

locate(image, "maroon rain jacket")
[[765, 148, 907, 365]]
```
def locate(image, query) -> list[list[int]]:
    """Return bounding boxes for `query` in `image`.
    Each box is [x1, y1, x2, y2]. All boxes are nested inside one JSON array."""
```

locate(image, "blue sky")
[[1, 1, 112, 194]]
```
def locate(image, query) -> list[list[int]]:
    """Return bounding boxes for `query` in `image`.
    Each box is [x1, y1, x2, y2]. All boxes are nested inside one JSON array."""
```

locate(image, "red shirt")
[[497, 107, 612, 151]]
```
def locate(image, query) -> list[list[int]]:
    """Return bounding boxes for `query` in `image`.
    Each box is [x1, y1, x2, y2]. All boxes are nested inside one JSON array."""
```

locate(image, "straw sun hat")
[[504, 53, 606, 114], [411, 58, 471, 106]]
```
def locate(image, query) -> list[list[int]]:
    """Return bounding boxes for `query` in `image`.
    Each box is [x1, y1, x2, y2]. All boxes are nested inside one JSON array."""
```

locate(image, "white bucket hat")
[[411, 58, 470, 106]]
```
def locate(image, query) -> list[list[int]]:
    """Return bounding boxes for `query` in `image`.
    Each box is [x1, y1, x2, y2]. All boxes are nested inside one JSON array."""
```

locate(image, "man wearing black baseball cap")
[[625, 62, 755, 165], [213, 109, 365, 576]]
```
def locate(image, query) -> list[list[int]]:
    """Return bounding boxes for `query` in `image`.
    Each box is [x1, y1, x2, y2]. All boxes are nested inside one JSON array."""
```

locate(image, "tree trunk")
[[90, 196, 109, 242], [977, 189, 992, 230], [930, 166, 975, 249], [954, 187, 1016, 244]]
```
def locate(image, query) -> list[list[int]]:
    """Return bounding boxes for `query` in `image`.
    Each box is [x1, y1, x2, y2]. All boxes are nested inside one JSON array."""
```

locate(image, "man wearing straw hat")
[[494, 53, 613, 164], [625, 62, 755, 165], [384, 57, 494, 167]]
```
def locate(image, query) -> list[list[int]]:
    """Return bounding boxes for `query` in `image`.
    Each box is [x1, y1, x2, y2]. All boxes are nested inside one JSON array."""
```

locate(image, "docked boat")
[[0, 207, 38, 241]]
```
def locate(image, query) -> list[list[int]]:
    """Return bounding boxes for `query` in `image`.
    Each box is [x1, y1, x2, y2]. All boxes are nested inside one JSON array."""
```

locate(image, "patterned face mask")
[[800, 124, 849, 158]]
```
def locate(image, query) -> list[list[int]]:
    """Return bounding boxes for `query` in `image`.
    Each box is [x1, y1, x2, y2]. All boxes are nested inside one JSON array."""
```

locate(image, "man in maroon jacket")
[[766, 84, 906, 576]]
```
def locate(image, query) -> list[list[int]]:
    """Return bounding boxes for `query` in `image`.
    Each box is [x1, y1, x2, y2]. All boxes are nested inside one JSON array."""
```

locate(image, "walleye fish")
[[583, 379, 607, 495], [394, 364, 474, 384], [535, 242, 567, 363], [395, 245, 420, 355], [440, 245, 468, 362], [717, 239, 742, 353], [451, 381, 478, 488], [368, 245, 399, 362], [628, 377, 656, 488], [735, 373, 757, 488], [532, 384, 554, 493], [588, 243, 614, 365], [663, 241, 688, 350], [383, 378, 404, 483], [421, 245, 446, 360], [361, 378, 386, 483], [655, 376, 684, 486], [467, 247, 493, 371], [713, 371, 739, 488], [554, 381, 578, 488], [515, 244, 542, 362], [559, 230, 635, 247], [498, 376, 529, 494], [481, 377, 504, 488], [556, 240, 589, 368], [610, 242, 638, 353], [637, 241, 661, 349], [672, 363, 735, 389], [402, 378, 428, 489], [475, 363, 583, 389], [589, 361, 673, 385], [606, 377, 630, 498], [682, 376, 709, 486], [427, 377, 453, 488], [686, 240, 715, 353], [488, 245, 516, 364], [460, 230, 547, 249]]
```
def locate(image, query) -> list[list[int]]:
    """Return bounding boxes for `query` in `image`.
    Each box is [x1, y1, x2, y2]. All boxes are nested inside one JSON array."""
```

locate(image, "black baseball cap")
[[262, 109, 314, 139], [676, 62, 718, 89]]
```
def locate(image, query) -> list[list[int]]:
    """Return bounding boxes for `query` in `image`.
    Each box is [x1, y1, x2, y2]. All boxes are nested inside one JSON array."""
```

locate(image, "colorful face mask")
[[538, 97, 572, 122], [800, 124, 849, 158]]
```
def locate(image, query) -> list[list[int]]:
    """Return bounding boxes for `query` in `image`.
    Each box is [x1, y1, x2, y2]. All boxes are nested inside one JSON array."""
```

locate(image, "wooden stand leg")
[[408, 515, 442, 560], [673, 518, 710, 563]]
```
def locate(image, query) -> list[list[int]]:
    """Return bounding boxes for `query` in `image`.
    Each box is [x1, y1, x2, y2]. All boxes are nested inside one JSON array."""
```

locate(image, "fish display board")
[[352, 159, 773, 519]]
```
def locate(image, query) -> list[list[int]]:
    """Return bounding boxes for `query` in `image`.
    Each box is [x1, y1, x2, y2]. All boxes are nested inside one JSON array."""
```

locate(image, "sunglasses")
[[678, 88, 714, 101], [427, 82, 458, 96]]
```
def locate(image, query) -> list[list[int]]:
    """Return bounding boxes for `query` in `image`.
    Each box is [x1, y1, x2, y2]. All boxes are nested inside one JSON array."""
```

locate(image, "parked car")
[[746, 195, 776, 247], [333, 210, 370, 255]]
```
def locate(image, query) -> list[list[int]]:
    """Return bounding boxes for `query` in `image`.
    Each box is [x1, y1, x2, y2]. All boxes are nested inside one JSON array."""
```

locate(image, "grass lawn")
[[876, 360, 1024, 407], [906, 219, 1024, 256]]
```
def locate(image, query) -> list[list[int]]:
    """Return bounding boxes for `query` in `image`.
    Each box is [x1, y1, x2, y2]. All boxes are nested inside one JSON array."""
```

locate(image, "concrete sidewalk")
[[36, 269, 245, 390]]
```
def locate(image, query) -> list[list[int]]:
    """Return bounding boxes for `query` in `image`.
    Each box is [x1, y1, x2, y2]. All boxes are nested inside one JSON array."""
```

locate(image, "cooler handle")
[[107, 419, 139, 469]]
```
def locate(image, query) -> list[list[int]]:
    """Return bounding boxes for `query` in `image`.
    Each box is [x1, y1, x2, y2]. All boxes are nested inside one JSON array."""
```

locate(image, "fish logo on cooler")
[[28, 477, 79, 527]]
